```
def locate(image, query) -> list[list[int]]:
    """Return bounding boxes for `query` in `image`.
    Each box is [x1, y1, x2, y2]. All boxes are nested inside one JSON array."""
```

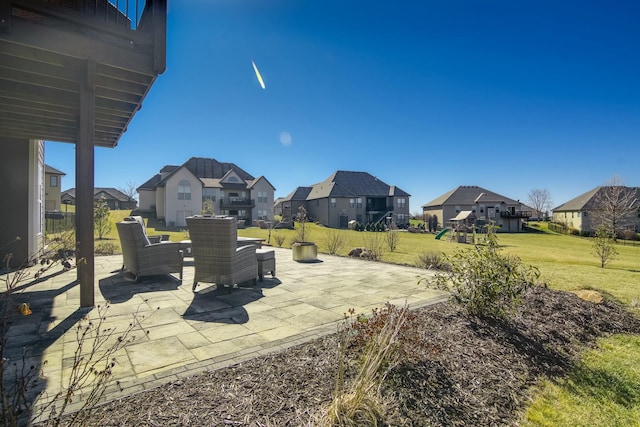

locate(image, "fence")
[[45, 212, 75, 234]]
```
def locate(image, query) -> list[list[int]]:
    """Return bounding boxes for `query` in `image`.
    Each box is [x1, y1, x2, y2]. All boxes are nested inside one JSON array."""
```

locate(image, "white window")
[[257, 209, 268, 220], [330, 198, 336, 207], [356, 198, 362, 208], [257, 191, 268, 203], [397, 198, 406, 209], [455, 205, 461, 213], [397, 214, 406, 223], [178, 180, 191, 200], [50, 175, 58, 187], [349, 198, 355, 208]]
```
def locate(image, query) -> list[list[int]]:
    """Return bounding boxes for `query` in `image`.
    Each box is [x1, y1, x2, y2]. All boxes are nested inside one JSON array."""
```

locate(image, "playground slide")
[[434, 228, 450, 240]]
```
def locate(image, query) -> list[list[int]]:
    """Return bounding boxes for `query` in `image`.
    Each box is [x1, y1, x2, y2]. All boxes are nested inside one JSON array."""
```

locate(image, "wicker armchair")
[[116, 221, 183, 282], [186, 216, 257, 291]]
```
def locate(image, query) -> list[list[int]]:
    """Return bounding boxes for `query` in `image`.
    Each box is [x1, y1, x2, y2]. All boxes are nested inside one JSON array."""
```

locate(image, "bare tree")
[[119, 180, 138, 205], [527, 188, 552, 220], [591, 175, 638, 238], [592, 225, 618, 268]]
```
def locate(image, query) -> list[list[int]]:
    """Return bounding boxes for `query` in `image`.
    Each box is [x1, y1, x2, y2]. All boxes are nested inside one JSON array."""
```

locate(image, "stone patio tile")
[[126, 336, 193, 376], [144, 321, 198, 341], [176, 331, 213, 349], [198, 323, 253, 343], [257, 324, 307, 341], [280, 302, 320, 316], [284, 309, 341, 327], [241, 312, 287, 333], [227, 333, 269, 349], [190, 341, 243, 361]]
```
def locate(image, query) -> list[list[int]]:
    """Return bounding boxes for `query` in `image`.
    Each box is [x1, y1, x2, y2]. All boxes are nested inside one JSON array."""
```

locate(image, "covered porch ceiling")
[[0, 0, 165, 148]]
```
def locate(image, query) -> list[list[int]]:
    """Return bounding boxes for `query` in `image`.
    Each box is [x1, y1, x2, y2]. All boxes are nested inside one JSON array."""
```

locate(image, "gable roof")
[[61, 188, 131, 201], [139, 157, 256, 190], [307, 171, 410, 200], [423, 186, 520, 208], [45, 164, 65, 176], [282, 187, 313, 202], [247, 176, 276, 190], [553, 186, 640, 212]]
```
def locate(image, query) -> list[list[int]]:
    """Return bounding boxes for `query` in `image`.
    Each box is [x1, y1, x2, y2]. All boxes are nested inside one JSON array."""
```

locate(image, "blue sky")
[[46, 0, 640, 212]]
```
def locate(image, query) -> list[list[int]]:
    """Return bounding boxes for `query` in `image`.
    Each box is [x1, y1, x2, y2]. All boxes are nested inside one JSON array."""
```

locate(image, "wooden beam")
[[0, 0, 11, 34], [76, 60, 96, 308], [152, 0, 167, 74], [1, 19, 154, 75]]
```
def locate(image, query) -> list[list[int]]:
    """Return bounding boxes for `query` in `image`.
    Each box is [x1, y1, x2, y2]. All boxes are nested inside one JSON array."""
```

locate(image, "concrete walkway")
[[3, 248, 446, 417]]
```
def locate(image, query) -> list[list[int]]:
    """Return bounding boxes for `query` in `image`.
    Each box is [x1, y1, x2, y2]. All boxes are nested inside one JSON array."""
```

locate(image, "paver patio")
[[2, 247, 447, 419]]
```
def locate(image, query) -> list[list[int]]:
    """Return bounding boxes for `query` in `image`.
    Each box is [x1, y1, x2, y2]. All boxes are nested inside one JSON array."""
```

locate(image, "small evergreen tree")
[[201, 199, 215, 215]]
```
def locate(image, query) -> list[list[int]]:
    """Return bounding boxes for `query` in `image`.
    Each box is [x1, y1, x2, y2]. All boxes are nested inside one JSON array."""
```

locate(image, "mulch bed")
[[76, 286, 640, 426]]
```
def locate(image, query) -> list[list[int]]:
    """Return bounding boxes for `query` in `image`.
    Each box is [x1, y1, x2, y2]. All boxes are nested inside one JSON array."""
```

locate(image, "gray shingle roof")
[[423, 186, 520, 208], [553, 186, 640, 211], [140, 157, 257, 190], [45, 164, 65, 175], [282, 187, 313, 201], [61, 188, 130, 201], [307, 171, 410, 200]]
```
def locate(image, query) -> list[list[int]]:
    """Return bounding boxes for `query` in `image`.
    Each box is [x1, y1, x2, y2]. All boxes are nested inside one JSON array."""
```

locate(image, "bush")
[[325, 229, 346, 255], [415, 251, 449, 271], [422, 225, 539, 319], [273, 231, 286, 248], [361, 232, 385, 261], [385, 229, 400, 252], [95, 242, 117, 255]]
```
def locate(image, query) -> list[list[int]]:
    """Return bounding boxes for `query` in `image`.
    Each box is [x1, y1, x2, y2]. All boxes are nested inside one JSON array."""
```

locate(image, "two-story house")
[[281, 171, 411, 228], [45, 165, 65, 211], [423, 186, 531, 232], [138, 157, 275, 227]]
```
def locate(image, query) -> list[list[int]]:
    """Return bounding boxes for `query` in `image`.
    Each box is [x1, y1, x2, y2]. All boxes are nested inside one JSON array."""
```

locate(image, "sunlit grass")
[[523, 334, 640, 427]]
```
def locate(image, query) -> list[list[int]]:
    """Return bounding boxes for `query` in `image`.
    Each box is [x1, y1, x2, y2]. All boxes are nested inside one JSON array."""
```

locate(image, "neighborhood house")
[[423, 185, 531, 232], [137, 157, 275, 227], [552, 186, 640, 235], [278, 171, 411, 229]]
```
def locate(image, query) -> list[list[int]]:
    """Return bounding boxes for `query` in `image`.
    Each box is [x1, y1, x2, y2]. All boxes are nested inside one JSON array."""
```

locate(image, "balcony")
[[500, 211, 532, 219], [220, 198, 255, 209]]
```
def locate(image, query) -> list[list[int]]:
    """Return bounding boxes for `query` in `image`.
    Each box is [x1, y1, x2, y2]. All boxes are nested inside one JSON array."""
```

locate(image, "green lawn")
[[523, 335, 640, 427]]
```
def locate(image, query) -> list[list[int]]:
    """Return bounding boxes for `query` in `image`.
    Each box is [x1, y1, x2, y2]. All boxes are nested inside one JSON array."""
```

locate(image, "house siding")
[[165, 168, 202, 227], [138, 189, 156, 211], [252, 178, 275, 221], [45, 171, 62, 211], [0, 138, 44, 267]]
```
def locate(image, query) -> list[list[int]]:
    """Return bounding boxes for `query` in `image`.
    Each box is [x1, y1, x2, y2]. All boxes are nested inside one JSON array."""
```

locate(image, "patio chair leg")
[[192, 281, 198, 292]]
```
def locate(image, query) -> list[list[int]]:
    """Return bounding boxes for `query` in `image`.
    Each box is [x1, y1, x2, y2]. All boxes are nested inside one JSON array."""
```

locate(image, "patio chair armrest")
[[144, 242, 184, 263], [147, 235, 163, 244], [235, 244, 256, 257]]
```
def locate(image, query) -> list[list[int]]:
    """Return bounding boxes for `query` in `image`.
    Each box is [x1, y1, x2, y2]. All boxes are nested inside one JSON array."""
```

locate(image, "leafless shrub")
[[415, 251, 449, 271], [385, 229, 400, 252], [273, 232, 286, 248], [325, 229, 346, 255], [319, 305, 410, 426], [361, 233, 385, 261]]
